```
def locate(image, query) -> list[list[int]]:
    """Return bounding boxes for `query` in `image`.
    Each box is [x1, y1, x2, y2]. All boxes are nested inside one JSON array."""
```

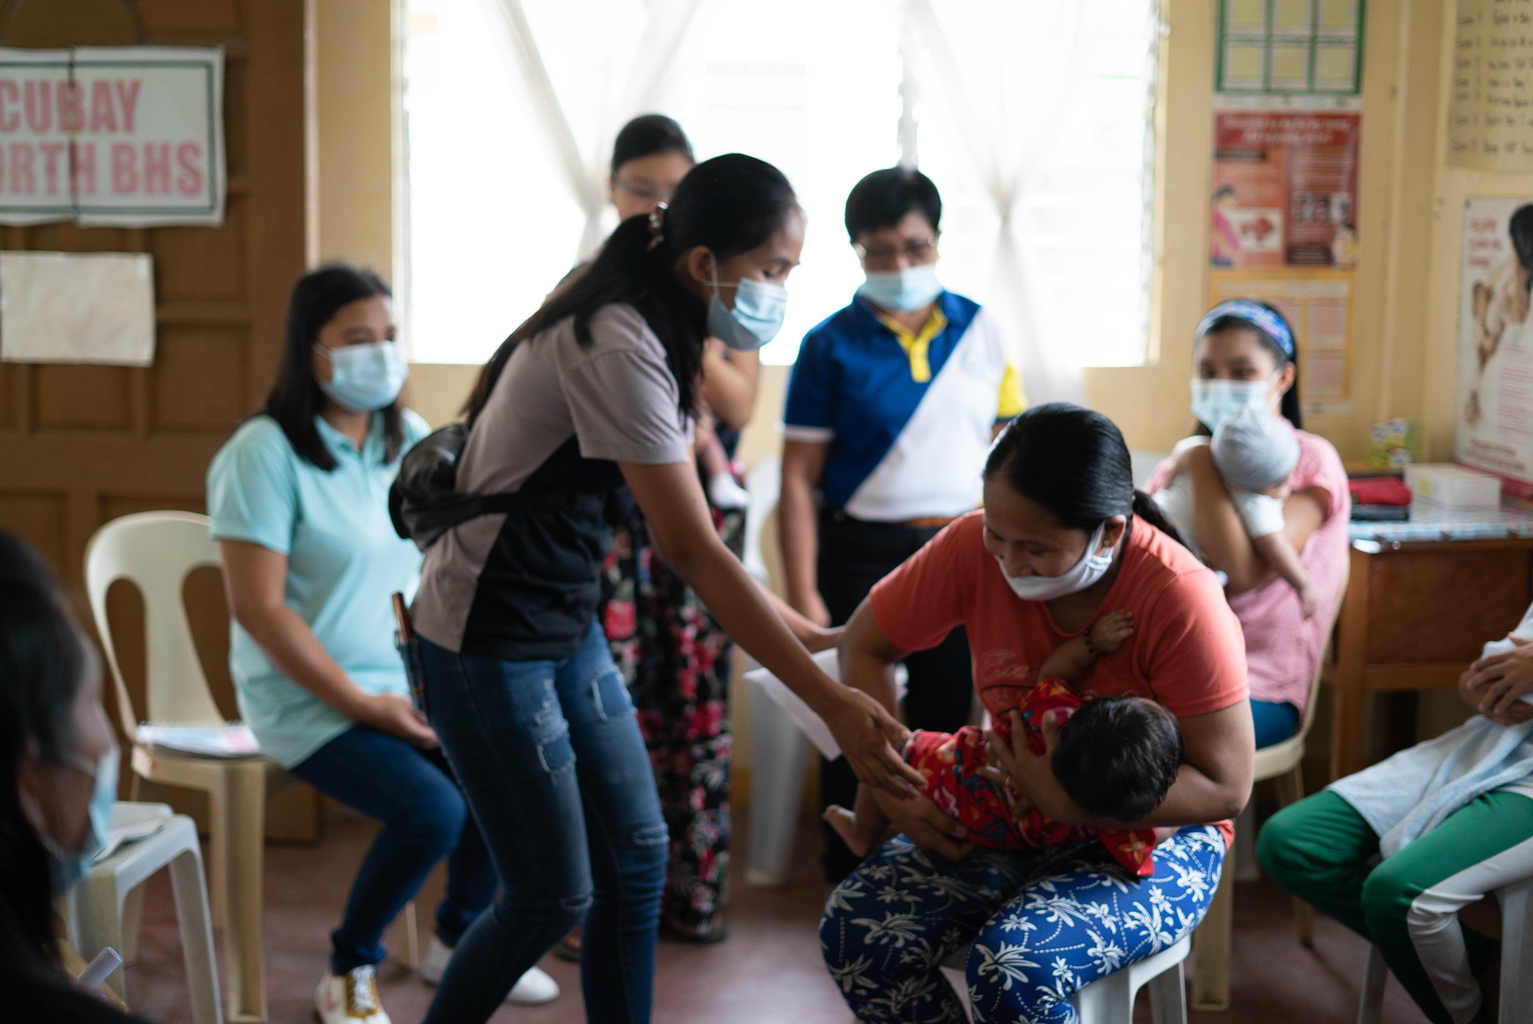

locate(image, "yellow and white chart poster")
[[1207, 267, 1354, 417], [1456, 196, 1533, 495]]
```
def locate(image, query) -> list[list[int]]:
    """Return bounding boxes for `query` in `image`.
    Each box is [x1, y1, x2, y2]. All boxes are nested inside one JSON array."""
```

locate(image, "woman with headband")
[[1144, 300, 1350, 750]]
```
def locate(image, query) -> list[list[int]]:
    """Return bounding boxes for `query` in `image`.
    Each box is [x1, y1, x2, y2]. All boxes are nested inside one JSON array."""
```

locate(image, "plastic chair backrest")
[[742, 456, 781, 586], [84, 512, 225, 740]]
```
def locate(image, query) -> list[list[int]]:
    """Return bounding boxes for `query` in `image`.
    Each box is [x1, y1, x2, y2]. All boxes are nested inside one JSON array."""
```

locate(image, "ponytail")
[[464, 153, 799, 427]]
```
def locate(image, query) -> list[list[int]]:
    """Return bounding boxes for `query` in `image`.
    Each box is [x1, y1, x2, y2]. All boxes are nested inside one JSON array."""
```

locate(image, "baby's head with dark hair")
[[1052, 696, 1183, 824]]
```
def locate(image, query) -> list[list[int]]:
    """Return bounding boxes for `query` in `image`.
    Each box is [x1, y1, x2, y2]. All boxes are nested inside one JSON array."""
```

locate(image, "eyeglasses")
[[853, 235, 940, 266], [614, 180, 674, 202]]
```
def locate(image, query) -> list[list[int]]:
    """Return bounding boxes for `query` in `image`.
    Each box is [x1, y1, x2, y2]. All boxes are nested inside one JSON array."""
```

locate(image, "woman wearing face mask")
[[2, 532, 149, 1023], [1144, 301, 1350, 749], [591, 115, 776, 945], [207, 265, 559, 1024], [780, 166, 1025, 882], [409, 154, 917, 1024], [820, 404, 1253, 1024]]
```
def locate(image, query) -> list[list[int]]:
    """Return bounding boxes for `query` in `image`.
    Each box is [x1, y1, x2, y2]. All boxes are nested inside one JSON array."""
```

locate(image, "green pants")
[[1258, 789, 1533, 1024]]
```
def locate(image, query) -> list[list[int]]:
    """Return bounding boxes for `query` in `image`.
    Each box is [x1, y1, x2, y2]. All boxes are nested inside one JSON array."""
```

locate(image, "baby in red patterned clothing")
[[824, 611, 1184, 877]]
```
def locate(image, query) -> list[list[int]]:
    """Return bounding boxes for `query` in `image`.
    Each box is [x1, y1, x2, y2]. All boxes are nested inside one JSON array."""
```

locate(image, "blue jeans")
[[1251, 698, 1301, 748], [821, 826, 1227, 1023], [414, 623, 668, 1024], [289, 726, 496, 974]]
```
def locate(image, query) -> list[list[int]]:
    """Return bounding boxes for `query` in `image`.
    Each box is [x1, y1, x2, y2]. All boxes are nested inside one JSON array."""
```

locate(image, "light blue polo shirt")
[[206, 410, 430, 768]]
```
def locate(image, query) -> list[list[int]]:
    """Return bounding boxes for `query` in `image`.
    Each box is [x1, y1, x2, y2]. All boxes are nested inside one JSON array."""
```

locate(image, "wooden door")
[[0, 0, 319, 839]]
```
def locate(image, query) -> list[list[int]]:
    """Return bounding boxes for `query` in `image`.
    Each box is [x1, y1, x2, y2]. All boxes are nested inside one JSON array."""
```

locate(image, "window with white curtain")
[[402, 0, 1159, 387]]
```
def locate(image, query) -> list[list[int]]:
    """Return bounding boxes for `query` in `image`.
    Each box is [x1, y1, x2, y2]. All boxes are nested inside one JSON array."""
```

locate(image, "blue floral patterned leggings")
[[820, 825, 1226, 1024]]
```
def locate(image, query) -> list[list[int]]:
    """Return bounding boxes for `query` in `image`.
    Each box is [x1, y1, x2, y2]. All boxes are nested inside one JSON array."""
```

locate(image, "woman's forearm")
[[779, 463, 822, 611], [838, 601, 904, 717], [233, 603, 372, 719]]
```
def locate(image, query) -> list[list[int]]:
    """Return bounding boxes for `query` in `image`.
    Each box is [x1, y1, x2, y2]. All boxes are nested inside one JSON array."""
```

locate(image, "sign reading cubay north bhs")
[[0, 46, 224, 227]]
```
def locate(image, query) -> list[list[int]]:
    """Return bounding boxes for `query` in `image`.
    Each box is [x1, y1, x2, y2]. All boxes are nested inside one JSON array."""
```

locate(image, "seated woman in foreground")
[[1145, 299, 1349, 749], [1260, 600, 1533, 1024], [1, 531, 153, 1023], [821, 404, 1254, 1024], [826, 611, 1179, 877]]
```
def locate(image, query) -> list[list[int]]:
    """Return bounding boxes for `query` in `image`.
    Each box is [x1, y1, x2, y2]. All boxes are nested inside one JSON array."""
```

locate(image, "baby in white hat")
[[1154, 407, 1317, 617]]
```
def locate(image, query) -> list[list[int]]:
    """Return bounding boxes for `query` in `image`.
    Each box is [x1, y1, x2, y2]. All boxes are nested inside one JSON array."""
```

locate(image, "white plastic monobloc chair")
[[85, 511, 419, 1023], [1357, 874, 1533, 1024], [1188, 560, 1349, 1011], [941, 933, 1192, 1024], [63, 802, 221, 1024]]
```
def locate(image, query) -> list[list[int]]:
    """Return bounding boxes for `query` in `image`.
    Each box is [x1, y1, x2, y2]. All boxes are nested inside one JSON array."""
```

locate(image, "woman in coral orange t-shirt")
[[821, 403, 1254, 1024]]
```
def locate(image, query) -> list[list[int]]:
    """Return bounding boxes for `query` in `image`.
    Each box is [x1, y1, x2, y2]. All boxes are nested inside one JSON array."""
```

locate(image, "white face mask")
[[858, 262, 943, 312], [996, 521, 1117, 602], [1189, 374, 1277, 430], [315, 340, 408, 412]]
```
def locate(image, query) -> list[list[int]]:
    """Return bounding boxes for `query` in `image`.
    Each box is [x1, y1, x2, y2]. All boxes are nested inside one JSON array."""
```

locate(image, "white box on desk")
[[1404, 463, 1502, 511]]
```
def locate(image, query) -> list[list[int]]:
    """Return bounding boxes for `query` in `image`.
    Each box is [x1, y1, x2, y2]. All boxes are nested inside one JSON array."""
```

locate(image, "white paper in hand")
[[743, 648, 909, 761]]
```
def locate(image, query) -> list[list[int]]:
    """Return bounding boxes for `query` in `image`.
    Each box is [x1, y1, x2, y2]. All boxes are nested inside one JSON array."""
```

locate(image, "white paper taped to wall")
[[0, 251, 155, 365]]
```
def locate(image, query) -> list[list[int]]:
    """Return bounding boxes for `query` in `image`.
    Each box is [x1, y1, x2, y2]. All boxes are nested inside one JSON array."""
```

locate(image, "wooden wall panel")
[[139, 0, 240, 34], [154, 206, 247, 299], [0, 492, 66, 571], [33, 366, 133, 430], [0, 0, 316, 843], [153, 328, 247, 432]]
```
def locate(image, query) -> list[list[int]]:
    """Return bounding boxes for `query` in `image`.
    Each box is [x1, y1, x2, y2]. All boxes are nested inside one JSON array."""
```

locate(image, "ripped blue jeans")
[[414, 623, 667, 1024]]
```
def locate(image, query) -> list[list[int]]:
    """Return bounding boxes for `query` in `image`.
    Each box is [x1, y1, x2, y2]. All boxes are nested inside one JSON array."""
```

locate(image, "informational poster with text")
[[0, 46, 224, 227], [1456, 196, 1533, 495]]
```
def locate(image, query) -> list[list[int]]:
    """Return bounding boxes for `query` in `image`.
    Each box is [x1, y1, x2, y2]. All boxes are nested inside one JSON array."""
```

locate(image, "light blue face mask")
[[43, 743, 118, 896], [707, 262, 788, 352], [857, 262, 943, 313], [315, 340, 408, 412], [1189, 374, 1278, 430]]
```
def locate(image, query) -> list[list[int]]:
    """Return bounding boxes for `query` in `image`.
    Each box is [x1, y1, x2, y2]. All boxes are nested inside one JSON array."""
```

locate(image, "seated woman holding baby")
[[820, 403, 1254, 1024], [1144, 300, 1351, 749]]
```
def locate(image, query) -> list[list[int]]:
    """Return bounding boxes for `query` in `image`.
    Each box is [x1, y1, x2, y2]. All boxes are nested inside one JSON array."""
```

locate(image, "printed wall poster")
[[0, 46, 224, 226], [1208, 267, 1354, 415], [1456, 197, 1533, 494], [1210, 109, 1361, 269]]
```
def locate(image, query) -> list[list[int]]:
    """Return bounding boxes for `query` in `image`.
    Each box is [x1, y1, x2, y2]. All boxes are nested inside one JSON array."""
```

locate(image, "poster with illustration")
[[1456, 197, 1533, 494], [1210, 110, 1360, 269]]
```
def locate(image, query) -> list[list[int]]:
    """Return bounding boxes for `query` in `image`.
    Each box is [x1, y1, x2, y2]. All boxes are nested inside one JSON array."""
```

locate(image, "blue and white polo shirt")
[[783, 290, 1024, 523]]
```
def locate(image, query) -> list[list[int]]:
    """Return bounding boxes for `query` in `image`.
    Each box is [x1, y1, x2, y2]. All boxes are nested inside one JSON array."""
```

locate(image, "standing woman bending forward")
[[822, 404, 1255, 1024], [408, 154, 918, 1024]]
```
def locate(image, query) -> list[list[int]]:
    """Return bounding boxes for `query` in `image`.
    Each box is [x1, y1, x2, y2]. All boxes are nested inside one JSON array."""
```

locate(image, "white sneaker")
[[315, 965, 391, 1024], [419, 934, 560, 1005]]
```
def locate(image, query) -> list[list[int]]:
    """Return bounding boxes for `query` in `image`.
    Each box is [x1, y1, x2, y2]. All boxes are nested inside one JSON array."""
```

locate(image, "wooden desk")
[[1330, 534, 1533, 779]]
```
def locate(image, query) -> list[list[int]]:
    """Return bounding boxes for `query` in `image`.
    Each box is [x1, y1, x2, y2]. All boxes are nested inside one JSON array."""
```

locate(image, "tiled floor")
[[121, 805, 1433, 1023]]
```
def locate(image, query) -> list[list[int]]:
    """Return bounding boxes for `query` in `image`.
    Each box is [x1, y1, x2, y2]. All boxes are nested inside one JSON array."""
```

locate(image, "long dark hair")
[[465, 154, 799, 426], [1197, 300, 1303, 430], [261, 263, 404, 470], [0, 533, 94, 983], [984, 403, 1187, 548]]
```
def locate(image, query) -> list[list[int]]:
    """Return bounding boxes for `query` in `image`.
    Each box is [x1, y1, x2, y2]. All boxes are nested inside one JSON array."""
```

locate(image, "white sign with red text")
[[0, 46, 223, 227]]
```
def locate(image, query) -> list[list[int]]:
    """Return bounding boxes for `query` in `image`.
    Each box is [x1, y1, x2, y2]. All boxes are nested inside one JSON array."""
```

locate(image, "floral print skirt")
[[599, 502, 745, 939], [820, 826, 1227, 1023]]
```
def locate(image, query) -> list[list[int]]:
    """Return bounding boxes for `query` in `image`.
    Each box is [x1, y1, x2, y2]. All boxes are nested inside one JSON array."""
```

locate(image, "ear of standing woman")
[[1, 532, 153, 1023]]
